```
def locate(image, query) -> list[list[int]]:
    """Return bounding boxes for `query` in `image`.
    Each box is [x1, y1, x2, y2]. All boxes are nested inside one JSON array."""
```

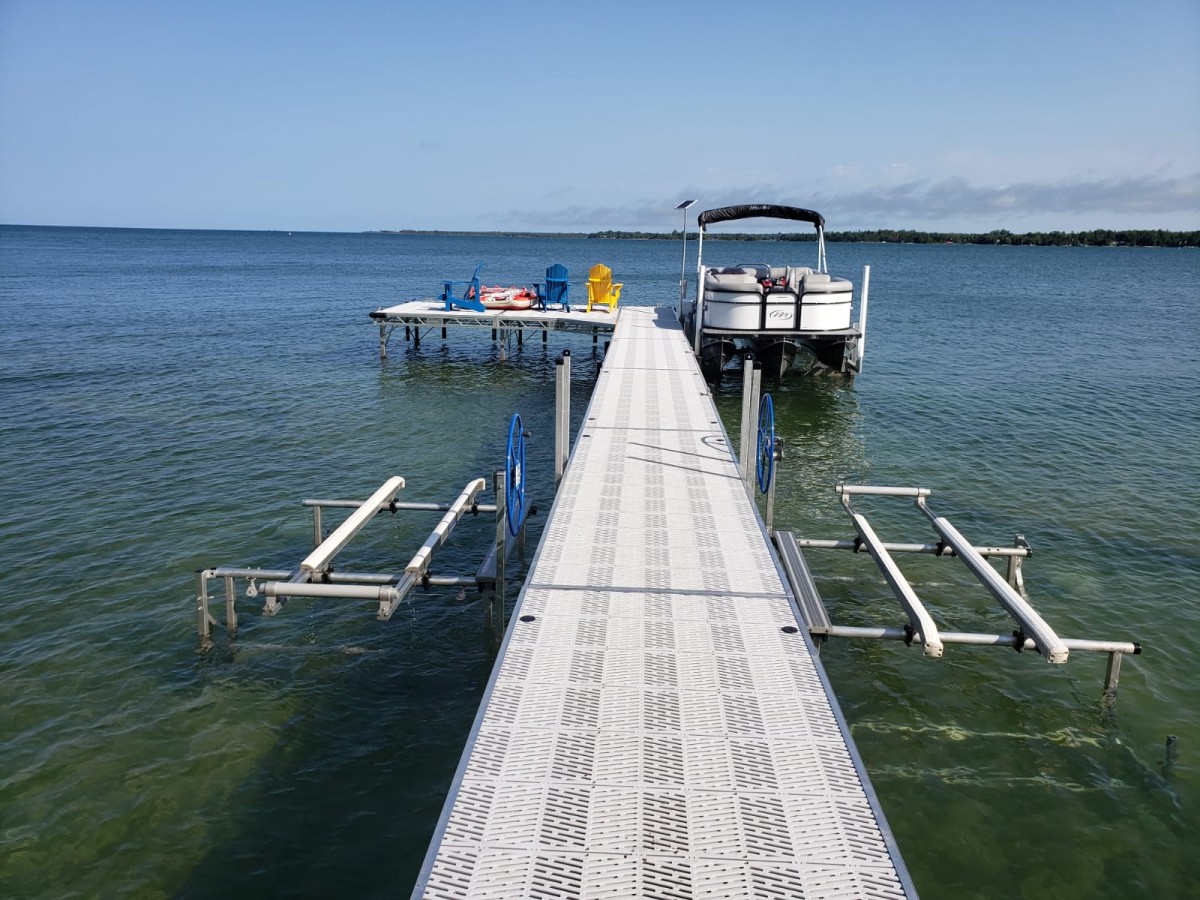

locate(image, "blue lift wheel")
[[756, 394, 775, 494], [506, 413, 526, 536]]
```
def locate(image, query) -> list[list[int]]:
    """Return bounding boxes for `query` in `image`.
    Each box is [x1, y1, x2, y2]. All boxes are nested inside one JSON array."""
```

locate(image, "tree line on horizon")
[[595, 228, 1200, 247], [377, 228, 1198, 247]]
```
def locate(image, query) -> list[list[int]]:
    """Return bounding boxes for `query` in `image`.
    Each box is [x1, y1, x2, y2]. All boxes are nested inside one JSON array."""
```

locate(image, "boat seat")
[[704, 271, 762, 293], [735, 263, 771, 280]]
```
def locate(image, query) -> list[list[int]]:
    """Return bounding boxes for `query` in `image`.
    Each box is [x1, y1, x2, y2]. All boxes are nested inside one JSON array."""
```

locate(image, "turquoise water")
[[1, 225, 1196, 898]]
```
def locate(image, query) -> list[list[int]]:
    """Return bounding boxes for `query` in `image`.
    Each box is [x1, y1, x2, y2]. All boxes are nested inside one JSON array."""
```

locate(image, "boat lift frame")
[[729, 376, 1141, 707], [195, 355, 583, 647], [192, 403, 556, 646]]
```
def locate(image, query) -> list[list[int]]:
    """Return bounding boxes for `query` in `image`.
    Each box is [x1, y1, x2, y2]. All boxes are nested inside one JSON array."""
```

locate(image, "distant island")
[[373, 228, 1199, 247]]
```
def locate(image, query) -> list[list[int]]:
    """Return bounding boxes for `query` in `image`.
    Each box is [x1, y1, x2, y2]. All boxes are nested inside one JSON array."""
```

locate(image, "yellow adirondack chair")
[[586, 263, 622, 313]]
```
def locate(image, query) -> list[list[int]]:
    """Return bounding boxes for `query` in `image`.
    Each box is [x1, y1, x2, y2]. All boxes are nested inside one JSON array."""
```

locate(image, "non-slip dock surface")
[[415, 307, 914, 899]]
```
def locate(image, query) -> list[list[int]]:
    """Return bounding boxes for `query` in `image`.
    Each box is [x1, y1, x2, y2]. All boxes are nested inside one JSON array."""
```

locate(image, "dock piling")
[[555, 351, 571, 490]]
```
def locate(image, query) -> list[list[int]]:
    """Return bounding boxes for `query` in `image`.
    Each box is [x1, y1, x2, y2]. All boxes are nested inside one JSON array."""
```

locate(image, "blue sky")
[[1, 0, 1197, 232]]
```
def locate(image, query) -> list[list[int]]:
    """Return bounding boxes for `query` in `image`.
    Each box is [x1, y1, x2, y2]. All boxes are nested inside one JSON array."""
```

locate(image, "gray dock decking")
[[414, 306, 915, 899]]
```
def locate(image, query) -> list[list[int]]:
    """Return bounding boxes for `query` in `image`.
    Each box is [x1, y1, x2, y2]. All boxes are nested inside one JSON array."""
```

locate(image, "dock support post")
[[856, 265, 870, 368], [1006, 534, 1029, 590], [765, 438, 782, 537], [739, 356, 755, 485], [196, 571, 212, 640], [379, 324, 389, 359], [1103, 651, 1123, 707], [555, 350, 571, 490], [312, 505, 323, 549], [487, 469, 507, 643], [223, 574, 238, 636], [442, 326, 447, 340], [740, 360, 762, 489]]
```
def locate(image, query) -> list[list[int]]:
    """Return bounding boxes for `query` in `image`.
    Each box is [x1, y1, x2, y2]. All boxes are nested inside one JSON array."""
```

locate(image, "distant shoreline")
[[373, 228, 1199, 247]]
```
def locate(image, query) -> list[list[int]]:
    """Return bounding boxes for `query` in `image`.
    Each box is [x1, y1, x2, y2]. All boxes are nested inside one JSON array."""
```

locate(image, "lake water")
[[1, 225, 1197, 898]]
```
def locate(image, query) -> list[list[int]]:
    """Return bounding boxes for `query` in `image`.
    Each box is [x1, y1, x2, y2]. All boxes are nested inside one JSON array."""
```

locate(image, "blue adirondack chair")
[[535, 264, 570, 311], [442, 262, 486, 312]]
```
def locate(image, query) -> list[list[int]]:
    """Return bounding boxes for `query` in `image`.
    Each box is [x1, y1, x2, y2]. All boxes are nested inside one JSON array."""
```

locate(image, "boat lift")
[[733, 363, 1141, 707], [194, 413, 535, 645]]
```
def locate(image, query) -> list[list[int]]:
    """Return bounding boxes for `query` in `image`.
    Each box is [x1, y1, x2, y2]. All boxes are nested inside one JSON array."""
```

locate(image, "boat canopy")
[[697, 204, 825, 231]]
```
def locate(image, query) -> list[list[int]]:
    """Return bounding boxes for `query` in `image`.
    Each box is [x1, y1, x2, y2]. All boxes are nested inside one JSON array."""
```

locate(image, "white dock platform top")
[[371, 298, 619, 335], [415, 307, 915, 899]]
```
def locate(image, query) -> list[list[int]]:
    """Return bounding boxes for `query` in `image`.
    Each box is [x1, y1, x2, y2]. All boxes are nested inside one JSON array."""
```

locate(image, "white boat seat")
[[704, 271, 763, 292]]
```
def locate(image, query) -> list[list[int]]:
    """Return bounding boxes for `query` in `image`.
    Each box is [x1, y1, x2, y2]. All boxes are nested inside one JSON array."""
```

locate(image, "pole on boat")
[[676, 200, 696, 322]]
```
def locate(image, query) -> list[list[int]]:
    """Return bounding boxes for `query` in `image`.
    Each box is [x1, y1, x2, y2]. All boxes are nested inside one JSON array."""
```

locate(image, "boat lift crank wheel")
[[506, 412, 526, 536], [756, 394, 775, 493]]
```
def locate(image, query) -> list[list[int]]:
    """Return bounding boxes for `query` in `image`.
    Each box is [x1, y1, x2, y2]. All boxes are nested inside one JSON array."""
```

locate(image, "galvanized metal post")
[[739, 356, 755, 485], [555, 351, 571, 490], [1103, 651, 1123, 707], [489, 469, 506, 641], [196, 571, 210, 640], [223, 574, 238, 636], [312, 505, 323, 549], [379, 324, 388, 359], [743, 363, 763, 489], [1006, 534, 1029, 590], [856, 265, 870, 367], [765, 438, 782, 537]]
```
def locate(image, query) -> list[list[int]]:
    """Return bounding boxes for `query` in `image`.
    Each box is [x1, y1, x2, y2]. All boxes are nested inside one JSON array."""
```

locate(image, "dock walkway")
[[415, 307, 915, 899]]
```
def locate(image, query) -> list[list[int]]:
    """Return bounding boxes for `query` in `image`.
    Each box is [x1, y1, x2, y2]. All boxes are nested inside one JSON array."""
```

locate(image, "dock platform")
[[371, 299, 618, 357], [414, 307, 915, 899]]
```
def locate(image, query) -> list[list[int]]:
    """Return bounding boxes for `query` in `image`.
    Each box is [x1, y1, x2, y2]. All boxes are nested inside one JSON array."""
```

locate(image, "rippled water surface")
[[1, 226, 1197, 898]]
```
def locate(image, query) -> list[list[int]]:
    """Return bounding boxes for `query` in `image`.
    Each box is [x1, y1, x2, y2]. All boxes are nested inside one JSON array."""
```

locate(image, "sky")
[[1, 0, 1197, 233]]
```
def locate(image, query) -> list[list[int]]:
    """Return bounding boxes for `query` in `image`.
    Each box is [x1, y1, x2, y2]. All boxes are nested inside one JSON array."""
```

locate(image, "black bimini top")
[[697, 204, 825, 231]]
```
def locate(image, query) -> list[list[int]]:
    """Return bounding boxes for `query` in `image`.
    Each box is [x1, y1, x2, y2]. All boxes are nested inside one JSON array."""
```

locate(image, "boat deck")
[[414, 306, 915, 899]]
